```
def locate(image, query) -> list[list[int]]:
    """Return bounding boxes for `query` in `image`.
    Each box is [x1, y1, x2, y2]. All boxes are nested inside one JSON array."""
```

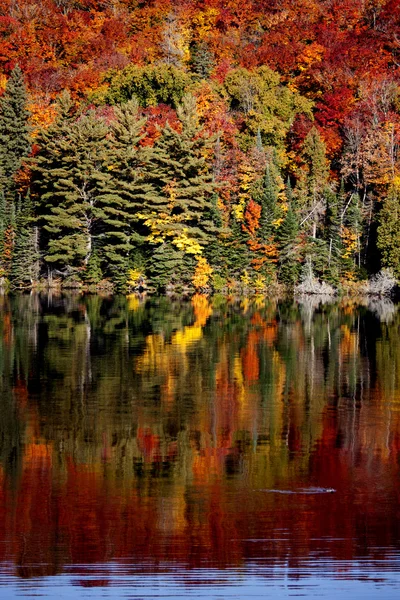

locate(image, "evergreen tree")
[[223, 215, 252, 281], [0, 200, 15, 280], [144, 94, 217, 239], [143, 94, 219, 285], [204, 193, 226, 272], [147, 242, 186, 289], [0, 66, 30, 204], [99, 100, 151, 282], [0, 192, 6, 277], [301, 127, 329, 238], [33, 105, 113, 276], [377, 181, 400, 278], [324, 185, 344, 284], [278, 203, 300, 285], [190, 42, 215, 80], [250, 156, 283, 279], [9, 194, 39, 288]]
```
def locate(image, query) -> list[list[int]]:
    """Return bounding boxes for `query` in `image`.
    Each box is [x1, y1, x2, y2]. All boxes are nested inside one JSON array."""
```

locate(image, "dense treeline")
[[0, 1, 400, 291]]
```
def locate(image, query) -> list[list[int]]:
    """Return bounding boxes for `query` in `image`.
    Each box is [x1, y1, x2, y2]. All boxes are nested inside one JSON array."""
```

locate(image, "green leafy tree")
[[102, 64, 191, 108], [224, 66, 313, 154]]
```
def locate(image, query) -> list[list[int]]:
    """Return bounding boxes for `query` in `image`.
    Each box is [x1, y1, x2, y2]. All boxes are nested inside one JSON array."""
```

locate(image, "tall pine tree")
[[33, 102, 113, 277], [143, 94, 219, 286], [99, 100, 151, 283], [0, 66, 30, 204]]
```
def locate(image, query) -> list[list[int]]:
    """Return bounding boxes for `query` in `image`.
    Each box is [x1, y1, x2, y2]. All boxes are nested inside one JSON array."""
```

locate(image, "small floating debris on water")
[[257, 487, 336, 494]]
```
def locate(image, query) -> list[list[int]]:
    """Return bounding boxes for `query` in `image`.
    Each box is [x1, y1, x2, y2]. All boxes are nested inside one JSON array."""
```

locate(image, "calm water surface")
[[0, 293, 399, 599]]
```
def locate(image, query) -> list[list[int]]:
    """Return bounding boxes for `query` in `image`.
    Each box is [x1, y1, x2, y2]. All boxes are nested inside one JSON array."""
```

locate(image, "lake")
[[0, 293, 399, 599]]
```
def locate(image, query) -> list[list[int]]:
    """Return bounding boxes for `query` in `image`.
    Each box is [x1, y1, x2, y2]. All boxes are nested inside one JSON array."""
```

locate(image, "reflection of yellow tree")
[[136, 295, 213, 405]]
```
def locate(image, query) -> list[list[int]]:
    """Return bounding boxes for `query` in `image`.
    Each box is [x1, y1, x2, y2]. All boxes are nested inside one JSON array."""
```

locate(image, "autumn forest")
[[1, 0, 400, 292]]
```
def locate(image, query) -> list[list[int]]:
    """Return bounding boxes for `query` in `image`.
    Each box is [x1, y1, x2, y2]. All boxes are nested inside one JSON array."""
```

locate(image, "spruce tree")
[[204, 193, 226, 272], [301, 127, 329, 238], [377, 182, 400, 278], [147, 242, 186, 289], [324, 185, 344, 284], [278, 203, 300, 286], [143, 94, 218, 285], [99, 100, 151, 281], [258, 161, 279, 242], [9, 194, 39, 289], [190, 42, 215, 80], [250, 157, 283, 280], [144, 95, 217, 239], [0, 66, 30, 204]]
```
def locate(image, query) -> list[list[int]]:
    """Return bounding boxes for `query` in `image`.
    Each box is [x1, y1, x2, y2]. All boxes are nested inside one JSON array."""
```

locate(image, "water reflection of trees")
[[0, 293, 399, 575]]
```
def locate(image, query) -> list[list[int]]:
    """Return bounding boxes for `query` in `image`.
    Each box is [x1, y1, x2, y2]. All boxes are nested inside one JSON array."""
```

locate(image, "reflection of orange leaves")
[[241, 334, 259, 382], [263, 321, 278, 346], [340, 324, 358, 357], [192, 293, 212, 326], [250, 312, 266, 327], [23, 441, 53, 469], [192, 449, 226, 483]]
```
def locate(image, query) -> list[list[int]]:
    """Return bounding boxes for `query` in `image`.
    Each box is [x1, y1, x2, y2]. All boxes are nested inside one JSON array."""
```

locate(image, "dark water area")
[[0, 293, 399, 598]]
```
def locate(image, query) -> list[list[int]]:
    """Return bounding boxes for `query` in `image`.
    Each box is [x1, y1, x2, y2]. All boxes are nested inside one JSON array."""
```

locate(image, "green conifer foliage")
[[33, 106, 113, 274], [144, 94, 218, 248], [9, 195, 39, 289], [99, 100, 151, 279], [0, 66, 31, 203], [190, 42, 215, 80], [324, 186, 344, 284], [302, 127, 329, 200], [377, 182, 400, 278], [258, 161, 279, 243], [147, 242, 185, 289], [301, 127, 330, 239], [278, 204, 300, 285], [204, 193, 226, 272]]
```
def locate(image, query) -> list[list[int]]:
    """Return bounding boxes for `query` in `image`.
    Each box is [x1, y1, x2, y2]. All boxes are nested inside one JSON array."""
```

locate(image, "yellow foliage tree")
[[192, 256, 213, 289]]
